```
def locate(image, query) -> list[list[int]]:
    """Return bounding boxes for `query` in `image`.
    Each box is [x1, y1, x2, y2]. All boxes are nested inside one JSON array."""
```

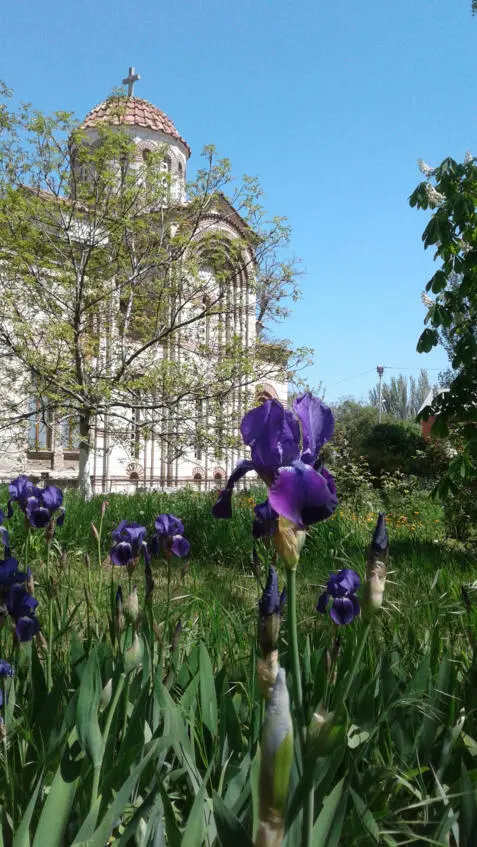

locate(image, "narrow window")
[[28, 398, 52, 451]]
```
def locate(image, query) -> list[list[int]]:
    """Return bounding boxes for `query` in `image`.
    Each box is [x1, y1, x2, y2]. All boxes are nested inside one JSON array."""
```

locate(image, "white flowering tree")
[[410, 153, 477, 495], [0, 85, 309, 497]]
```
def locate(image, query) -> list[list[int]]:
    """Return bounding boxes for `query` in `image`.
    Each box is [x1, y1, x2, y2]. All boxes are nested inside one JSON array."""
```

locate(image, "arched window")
[[193, 472, 202, 490]]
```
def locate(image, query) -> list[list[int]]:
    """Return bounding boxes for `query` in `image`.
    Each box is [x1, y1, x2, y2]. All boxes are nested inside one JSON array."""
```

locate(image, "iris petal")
[[330, 595, 360, 626], [212, 459, 255, 519], [268, 461, 338, 529], [253, 499, 278, 539], [293, 393, 334, 465], [328, 568, 361, 596], [171, 535, 190, 557], [15, 615, 40, 642], [41, 485, 63, 512], [316, 591, 330, 614], [240, 400, 299, 478], [155, 514, 184, 537], [110, 542, 133, 566], [27, 506, 51, 529]]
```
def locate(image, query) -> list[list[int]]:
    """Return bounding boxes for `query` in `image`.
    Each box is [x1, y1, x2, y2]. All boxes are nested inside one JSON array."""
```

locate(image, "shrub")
[[363, 420, 429, 478]]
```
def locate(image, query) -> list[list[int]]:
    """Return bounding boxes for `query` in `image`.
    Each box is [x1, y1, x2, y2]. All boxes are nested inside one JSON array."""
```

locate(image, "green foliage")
[[0, 85, 307, 496], [411, 153, 477, 498], [1, 486, 477, 844], [363, 420, 428, 477]]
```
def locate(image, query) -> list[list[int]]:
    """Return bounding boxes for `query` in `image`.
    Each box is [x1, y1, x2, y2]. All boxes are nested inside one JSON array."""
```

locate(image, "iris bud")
[[273, 517, 306, 572], [45, 520, 55, 544], [124, 633, 144, 674], [100, 678, 112, 711], [257, 668, 293, 846], [115, 586, 125, 633], [307, 705, 347, 757], [91, 522, 100, 542], [26, 570, 35, 596], [362, 513, 389, 619], [260, 614, 281, 657], [257, 650, 279, 699], [123, 585, 139, 625]]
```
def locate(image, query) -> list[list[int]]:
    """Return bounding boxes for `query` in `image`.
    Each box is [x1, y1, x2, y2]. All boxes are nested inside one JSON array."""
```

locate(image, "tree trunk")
[[78, 412, 93, 501]]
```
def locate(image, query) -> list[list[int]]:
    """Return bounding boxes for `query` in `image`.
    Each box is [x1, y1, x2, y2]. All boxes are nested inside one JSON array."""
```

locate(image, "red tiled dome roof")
[[81, 97, 190, 156]]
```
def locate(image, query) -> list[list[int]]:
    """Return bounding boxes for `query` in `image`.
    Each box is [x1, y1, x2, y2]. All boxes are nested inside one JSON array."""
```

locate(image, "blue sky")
[[1, 0, 475, 402]]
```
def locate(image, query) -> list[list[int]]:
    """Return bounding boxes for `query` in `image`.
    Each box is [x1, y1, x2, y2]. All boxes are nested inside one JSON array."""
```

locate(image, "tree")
[[368, 370, 432, 419], [410, 154, 477, 494], [0, 87, 308, 497]]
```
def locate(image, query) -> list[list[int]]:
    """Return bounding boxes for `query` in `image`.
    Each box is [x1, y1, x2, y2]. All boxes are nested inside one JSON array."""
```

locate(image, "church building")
[[0, 69, 287, 493]]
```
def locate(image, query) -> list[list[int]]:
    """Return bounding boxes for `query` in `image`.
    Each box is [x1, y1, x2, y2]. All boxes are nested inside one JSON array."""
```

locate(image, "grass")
[[2, 482, 477, 845], [3, 483, 475, 681]]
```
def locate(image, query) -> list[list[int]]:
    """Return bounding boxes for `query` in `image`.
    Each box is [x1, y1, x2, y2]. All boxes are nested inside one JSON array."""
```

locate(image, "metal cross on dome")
[[122, 66, 141, 97]]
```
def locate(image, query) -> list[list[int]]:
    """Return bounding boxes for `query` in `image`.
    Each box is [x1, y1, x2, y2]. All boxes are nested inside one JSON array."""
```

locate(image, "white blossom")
[[421, 291, 434, 308], [464, 150, 474, 164], [425, 182, 445, 207], [458, 238, 472, 255], [418, 158, 435, 177]]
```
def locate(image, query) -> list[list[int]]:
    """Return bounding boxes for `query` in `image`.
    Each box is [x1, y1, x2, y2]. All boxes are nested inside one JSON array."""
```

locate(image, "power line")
[[328, 364, 444, 390], [382, 365, 442, 371], [328, 368, 376, 388]]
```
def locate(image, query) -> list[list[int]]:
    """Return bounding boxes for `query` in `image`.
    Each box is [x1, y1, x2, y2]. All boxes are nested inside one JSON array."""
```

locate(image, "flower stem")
[[158, 557, 172, 677], [286, 569, 304, 731], [97, 510, 104, 598], [46, 540, 53, 693], [286, 568, 314, 847]]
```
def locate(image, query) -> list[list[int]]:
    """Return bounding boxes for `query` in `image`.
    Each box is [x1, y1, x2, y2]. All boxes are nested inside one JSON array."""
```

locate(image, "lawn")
[[1, 483, 477, 845]]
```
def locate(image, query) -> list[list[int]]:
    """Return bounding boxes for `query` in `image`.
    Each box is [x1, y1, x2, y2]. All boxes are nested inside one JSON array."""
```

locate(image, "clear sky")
[[1, 0, 475, 403]]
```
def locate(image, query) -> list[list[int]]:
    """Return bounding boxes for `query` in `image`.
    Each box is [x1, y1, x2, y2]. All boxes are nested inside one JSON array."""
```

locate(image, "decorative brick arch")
[[135, 139, 159, 158], [212, 466, 226, 481]]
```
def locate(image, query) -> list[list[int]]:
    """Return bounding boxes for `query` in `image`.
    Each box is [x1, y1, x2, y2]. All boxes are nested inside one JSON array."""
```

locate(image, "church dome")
[[81, 96, 191, 157]]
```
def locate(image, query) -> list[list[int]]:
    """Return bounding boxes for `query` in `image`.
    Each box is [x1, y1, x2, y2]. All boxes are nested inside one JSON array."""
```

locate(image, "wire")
[[328, 368, 377, 388], [328, 364, 443, 388], [382, 365, 443, 371]]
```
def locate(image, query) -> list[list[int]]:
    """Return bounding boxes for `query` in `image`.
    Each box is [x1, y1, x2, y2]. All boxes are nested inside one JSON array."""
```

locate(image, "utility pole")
[[377, 365, 384, 423]]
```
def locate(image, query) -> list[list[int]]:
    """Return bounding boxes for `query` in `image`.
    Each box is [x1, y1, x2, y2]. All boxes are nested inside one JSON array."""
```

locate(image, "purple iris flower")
[[152, 514, 190, 558], [7, 582, 40, 642], [212, 394, 337, 530], [7, 475, 41, 517], [15, 615, 41, 643], [0, 660, 13, 707], [26, 485, 65, 529], [110, 521, 148, 567], [0, 557, 23, 587], [0, 660, 13, 678], [253, 500, 278, 540], [7, 475, 65, 528], [316, 568, 361, 626]]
